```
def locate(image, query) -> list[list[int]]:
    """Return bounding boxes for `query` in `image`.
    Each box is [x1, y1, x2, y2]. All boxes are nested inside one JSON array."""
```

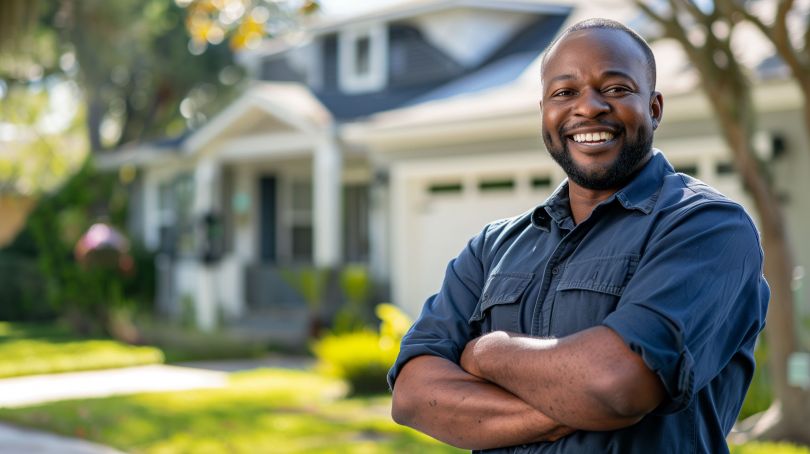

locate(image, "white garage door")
[[393, 151, 561, 316]]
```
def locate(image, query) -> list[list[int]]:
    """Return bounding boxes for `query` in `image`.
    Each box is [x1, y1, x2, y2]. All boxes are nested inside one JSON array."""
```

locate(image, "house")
[[100, 0, 810, 336]]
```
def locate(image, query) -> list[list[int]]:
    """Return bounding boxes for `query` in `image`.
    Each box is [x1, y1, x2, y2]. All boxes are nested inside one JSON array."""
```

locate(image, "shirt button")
[[551, 266, 560, 275]]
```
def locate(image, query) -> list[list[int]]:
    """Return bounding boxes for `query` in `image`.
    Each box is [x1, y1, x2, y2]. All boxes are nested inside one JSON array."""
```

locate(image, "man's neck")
[[567, 152, 654, 224], [568, 184, 616, 225]]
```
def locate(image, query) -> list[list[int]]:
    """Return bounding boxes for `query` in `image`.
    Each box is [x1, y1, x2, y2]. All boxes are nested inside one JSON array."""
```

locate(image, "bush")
[[0, 157, 155, 332], [312, 303, 411, 395], [730, 442, 810, 454], [0, 252, 52, 321], [739, 336, 772, 420]]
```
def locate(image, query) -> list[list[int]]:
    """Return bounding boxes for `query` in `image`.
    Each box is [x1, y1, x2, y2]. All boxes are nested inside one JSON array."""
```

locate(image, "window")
[[675, 165, 698, 177], [344, 184, 370, 263], [532, 176, 552, 189], [355, 36, 371, 75], [716, 162, 735, 176], [157, 173, 195, 257], [288, 178, 313, 262], [338, 24, 388, 93], [479, 178, 515, 192], [428, 182, 463, 195]]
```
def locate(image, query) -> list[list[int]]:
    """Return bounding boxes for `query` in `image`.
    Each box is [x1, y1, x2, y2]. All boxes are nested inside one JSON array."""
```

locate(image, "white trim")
[[182, 83, 333, 156], [338, 23, 388, 94], [217, 132, 315, 162]]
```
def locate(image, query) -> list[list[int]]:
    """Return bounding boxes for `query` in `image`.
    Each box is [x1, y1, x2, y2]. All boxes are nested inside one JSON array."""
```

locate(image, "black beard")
[[543, 127, 653, 190]]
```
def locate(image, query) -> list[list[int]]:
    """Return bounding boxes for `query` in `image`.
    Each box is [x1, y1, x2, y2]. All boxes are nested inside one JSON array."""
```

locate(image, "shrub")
[[739, 336, 772, 420], [312, 303, 411, 395], [730, 442, 810, 454]]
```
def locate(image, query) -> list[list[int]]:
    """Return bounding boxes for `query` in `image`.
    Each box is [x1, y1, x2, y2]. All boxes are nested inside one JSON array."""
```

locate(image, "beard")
[[543, 126, 653, 191]]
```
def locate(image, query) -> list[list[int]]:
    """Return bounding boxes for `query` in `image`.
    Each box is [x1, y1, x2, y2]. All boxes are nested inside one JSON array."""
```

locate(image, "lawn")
[[0, 367, 808, 453], [0, 368, 463, 453], [0, 322, 164, 378]]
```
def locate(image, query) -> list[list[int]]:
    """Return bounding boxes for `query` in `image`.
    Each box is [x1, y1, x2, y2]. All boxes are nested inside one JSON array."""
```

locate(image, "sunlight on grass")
[[0, 368, 464, 453], [731, 442, 810, 454], [0, 322, 163, 378]]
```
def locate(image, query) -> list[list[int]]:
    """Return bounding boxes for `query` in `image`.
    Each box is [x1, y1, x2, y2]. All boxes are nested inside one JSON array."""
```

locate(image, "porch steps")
[[227, 306, 310, 350]]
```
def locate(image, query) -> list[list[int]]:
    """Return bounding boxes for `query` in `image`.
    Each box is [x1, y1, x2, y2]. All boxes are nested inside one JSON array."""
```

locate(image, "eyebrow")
[[546, 69, 638, 85]]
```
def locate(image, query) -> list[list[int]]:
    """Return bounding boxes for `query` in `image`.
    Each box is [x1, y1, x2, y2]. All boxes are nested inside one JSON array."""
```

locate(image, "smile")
[[571, 131, 615, 144]]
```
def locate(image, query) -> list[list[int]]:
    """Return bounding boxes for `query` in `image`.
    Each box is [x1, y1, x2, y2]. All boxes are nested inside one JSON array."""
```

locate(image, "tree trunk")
[[717, 112, 810, 444], [85, 89, 104, 152]]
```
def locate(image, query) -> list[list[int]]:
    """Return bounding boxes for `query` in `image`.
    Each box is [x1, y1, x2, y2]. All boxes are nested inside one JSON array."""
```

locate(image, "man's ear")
[[650, 91, 664, 130]]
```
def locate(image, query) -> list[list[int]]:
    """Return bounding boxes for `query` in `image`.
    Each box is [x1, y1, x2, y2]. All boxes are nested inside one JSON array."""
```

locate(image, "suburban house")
[[99, 0, 810, 339]]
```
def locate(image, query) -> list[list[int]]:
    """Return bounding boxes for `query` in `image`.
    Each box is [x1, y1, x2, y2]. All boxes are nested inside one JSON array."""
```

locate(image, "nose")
[[573, 88, 610, 118]]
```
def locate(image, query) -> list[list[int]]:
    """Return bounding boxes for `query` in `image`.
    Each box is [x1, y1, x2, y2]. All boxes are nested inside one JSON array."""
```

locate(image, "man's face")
[[540, 28, 663, 191]]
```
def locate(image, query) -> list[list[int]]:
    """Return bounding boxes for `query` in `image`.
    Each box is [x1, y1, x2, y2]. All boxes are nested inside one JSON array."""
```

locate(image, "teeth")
[[572, 132, 614, 143]]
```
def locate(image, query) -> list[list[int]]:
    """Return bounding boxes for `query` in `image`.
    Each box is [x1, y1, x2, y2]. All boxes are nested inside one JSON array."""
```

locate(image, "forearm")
[[392, 355, 574, 450], [462, 328, 664, 431]]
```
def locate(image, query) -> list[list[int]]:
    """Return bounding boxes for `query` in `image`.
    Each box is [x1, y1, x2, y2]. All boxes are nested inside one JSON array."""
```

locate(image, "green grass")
[[0, 368, 463, 453], [0, 322, 164, 378], [0, 367, 806, 453], [731, 442, 810, 454]]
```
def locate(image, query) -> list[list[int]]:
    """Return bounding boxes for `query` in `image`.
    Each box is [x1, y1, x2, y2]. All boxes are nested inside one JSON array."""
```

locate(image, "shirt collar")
[[532, 149, 672, 231]]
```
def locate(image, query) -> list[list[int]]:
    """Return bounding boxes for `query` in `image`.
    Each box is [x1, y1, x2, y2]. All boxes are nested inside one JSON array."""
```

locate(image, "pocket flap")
[[556, 255, 639, 296], [469, 272, 533, 323]]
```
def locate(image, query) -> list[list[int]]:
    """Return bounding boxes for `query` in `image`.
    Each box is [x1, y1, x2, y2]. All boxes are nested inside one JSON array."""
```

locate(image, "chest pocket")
[[469, 272, 533, 334], [551, 254, 639, 337]]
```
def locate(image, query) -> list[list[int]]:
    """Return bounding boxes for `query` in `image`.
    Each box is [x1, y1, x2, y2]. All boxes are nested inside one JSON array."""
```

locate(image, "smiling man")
[[387, 19, 770, 453]]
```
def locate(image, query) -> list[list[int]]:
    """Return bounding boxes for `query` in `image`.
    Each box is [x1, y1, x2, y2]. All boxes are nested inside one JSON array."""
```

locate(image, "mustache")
[[560, 120, 623, 136]]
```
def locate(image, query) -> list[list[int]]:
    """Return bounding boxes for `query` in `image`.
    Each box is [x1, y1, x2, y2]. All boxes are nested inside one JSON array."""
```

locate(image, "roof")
[[242, 0, 573, 59]]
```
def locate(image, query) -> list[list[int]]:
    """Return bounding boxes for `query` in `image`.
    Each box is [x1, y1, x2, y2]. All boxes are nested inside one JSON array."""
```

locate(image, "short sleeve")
[[602, 202, 769, 413], [386, 226, 490, 389]]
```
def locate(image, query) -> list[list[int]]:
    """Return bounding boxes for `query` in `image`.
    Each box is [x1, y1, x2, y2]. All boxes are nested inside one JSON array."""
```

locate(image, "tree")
[[50, 0, 244, 151], [719, 0, 810, 146], [635, 0, 810, 443]]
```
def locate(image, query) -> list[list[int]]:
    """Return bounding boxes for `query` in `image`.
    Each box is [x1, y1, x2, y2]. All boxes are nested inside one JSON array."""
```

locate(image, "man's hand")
[[457, 328, 665, 431]]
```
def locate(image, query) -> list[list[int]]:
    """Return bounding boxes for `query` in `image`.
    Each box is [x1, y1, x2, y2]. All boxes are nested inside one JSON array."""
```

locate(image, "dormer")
[[338, 23, 388, 94]]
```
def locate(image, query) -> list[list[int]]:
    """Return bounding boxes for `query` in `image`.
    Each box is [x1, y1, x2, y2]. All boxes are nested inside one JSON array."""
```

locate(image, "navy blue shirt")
[[388, 151, 770, 453]]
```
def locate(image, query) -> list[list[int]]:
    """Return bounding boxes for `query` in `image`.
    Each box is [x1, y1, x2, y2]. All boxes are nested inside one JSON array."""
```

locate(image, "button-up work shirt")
[[388, 150, 770, 453]]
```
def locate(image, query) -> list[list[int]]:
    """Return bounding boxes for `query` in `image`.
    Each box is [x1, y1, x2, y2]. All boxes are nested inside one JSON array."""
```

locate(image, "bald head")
[[541, 19, 657, 92]]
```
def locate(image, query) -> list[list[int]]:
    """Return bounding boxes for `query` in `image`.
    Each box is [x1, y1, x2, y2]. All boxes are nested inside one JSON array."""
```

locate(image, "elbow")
[[590, 365, 664, 423], [390, 383, 415, 426]]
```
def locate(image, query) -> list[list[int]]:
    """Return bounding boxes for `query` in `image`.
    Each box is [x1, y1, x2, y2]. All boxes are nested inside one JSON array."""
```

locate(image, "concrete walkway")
[[0, 355, 314, 453]]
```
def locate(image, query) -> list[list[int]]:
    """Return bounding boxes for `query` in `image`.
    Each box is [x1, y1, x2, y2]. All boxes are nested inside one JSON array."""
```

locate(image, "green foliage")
[[0, 321, 163, 378], [0, 368, 462, 453], [0, 253, 51, 320], [280, 266, 331, 311], [1, 0, 244, 150], [313, 304, 412, 395], [0, 157, 155, 331], [739, 336, 773, 420], [730, 442, 810, 454], [332, 265, 374, 333]]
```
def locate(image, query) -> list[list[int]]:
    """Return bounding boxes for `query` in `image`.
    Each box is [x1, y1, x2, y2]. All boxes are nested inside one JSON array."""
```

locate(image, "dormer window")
[[339, 24, 387, 94]]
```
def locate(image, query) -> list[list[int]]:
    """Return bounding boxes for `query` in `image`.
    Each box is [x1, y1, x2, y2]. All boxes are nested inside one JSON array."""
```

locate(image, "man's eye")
[[553, 89, 575, 97], [604, 86, 631, 94]]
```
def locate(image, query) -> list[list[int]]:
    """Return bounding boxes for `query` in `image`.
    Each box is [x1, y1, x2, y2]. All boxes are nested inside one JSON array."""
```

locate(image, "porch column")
[[194, 157, 220, 331], [313, 136, 342, 267]]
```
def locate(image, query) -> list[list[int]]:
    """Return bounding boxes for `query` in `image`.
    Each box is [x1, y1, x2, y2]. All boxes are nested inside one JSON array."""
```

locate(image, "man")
[[387, 18, 769, 453]]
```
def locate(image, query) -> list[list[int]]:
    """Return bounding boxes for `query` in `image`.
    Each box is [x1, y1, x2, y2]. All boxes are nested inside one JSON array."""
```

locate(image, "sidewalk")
[[0, 423, 126, 454], [0, 355, 314, 453]]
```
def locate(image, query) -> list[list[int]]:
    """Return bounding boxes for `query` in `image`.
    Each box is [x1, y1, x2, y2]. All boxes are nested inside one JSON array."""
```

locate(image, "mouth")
[[564, 129, 620, 151], [570, 131, 615, 144]]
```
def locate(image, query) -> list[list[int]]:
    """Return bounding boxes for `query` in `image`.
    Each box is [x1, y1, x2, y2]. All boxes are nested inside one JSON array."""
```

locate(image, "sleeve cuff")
[[386, 339, 460, 390], [603, 305, 695, 414]]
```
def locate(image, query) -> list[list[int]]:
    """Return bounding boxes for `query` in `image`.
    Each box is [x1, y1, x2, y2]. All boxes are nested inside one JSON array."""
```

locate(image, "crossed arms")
[[391, 327, 665, 450]]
